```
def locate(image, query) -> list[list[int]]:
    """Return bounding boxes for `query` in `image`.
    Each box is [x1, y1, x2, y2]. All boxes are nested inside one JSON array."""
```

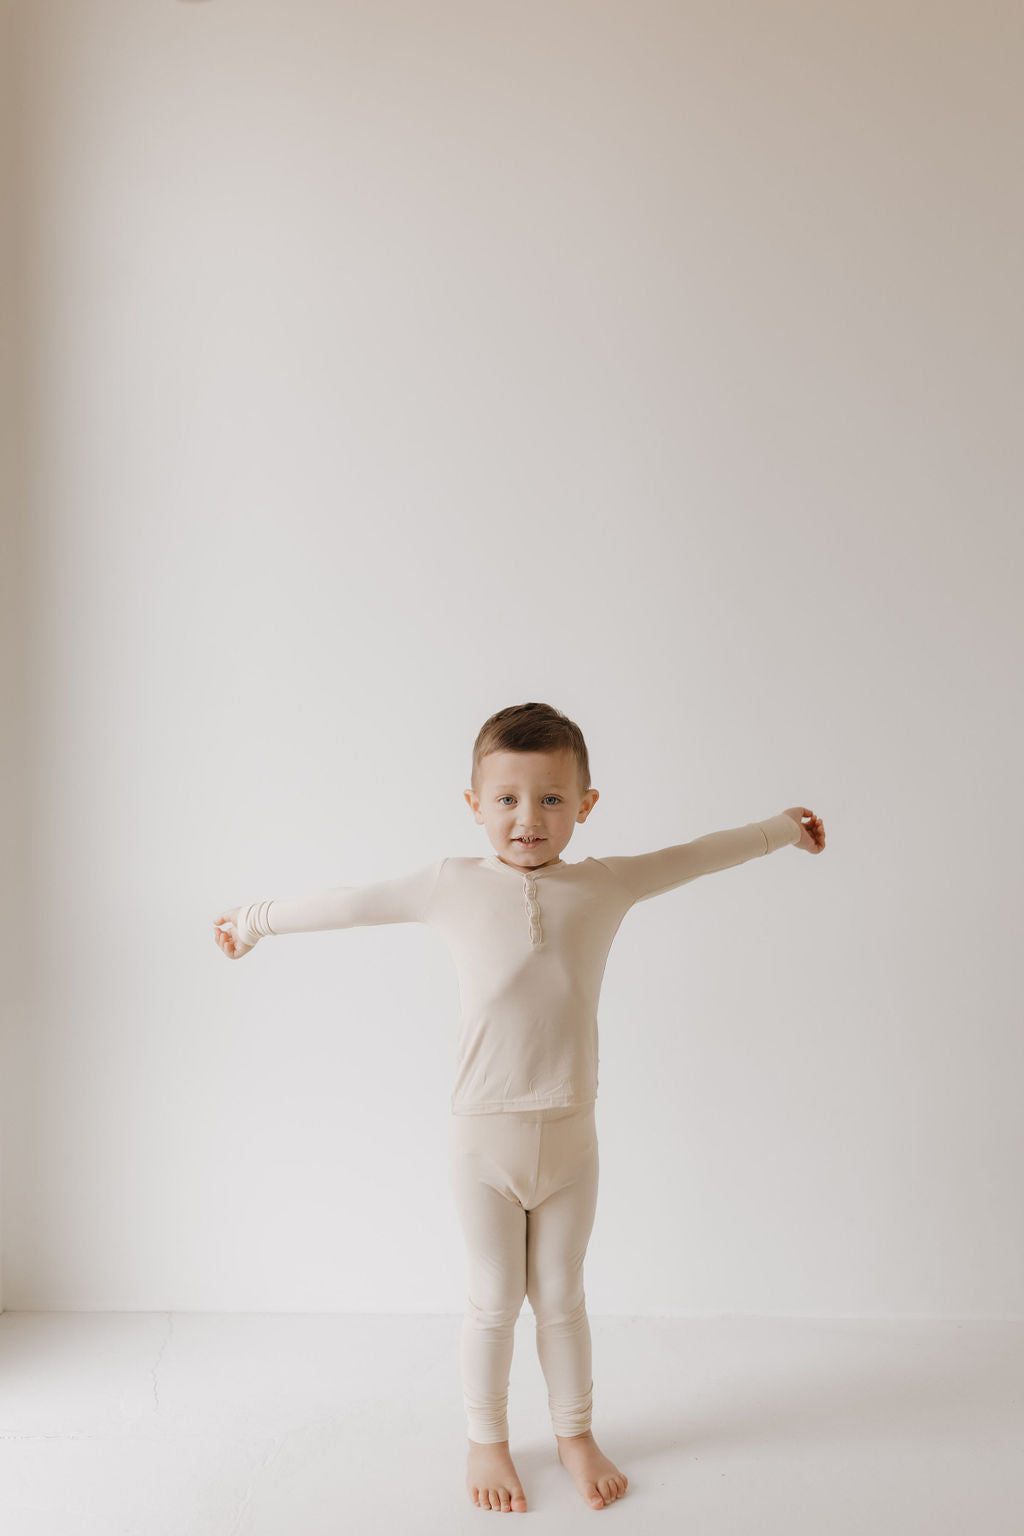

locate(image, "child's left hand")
[[783, 807, 826, 853]]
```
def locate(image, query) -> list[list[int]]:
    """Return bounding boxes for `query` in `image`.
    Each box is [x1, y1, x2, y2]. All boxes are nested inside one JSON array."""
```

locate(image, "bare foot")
[[555, 1429, 628, 1509], [466, 1438, 528, 1512]]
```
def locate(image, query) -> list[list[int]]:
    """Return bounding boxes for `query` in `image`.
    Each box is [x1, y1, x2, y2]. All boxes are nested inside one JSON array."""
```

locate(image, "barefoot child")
[[213, 701, 826, 1513]]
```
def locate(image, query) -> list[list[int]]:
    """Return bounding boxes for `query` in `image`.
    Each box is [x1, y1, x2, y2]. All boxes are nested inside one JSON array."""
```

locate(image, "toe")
[[499, 1488, 511, 1511], [586, 1482, 605, 1507]]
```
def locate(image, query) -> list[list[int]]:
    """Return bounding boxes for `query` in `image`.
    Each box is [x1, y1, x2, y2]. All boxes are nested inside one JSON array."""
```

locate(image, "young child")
[[213, 701, 825, 1513]]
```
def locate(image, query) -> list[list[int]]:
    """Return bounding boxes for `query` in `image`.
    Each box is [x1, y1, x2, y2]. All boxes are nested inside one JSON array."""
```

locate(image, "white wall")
[[4, 0, 1021, 1318], [0, 0, 28, 1317]]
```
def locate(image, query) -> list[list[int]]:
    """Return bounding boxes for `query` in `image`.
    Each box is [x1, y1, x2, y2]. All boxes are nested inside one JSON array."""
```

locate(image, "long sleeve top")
[[235, 812, 801, 1115]]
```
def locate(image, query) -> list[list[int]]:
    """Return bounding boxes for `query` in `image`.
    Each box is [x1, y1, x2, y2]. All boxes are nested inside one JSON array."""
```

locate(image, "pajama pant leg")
[[448, 1104, 599, 1443]]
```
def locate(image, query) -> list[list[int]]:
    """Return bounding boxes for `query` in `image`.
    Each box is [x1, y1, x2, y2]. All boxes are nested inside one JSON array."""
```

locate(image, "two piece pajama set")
[[236, 812, 800, 1442]]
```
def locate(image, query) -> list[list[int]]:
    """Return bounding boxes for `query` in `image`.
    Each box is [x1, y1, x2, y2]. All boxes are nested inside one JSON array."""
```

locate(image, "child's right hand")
[[212, 908, 255, 959]]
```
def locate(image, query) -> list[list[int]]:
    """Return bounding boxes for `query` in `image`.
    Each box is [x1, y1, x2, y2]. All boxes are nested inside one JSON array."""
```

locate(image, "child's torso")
[[429, 856, 633, 1116]]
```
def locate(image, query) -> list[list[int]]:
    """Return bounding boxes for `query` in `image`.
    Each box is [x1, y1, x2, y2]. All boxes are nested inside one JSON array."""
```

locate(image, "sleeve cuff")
[[237, 900, 276, 946], [758, 813, 801, 853]]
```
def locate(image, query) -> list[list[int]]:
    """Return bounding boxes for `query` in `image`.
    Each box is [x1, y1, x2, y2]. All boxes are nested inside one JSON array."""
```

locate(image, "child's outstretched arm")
[[594, 808, 824, 906], [212, 857, 446, 959]]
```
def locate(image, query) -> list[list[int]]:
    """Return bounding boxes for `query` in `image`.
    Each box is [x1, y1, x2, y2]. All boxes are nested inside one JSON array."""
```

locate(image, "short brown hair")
[[471, 702, 591, 799]]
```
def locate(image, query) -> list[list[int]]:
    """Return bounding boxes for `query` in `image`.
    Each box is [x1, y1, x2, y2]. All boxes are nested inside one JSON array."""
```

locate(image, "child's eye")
[[497, 795, 561, 805]]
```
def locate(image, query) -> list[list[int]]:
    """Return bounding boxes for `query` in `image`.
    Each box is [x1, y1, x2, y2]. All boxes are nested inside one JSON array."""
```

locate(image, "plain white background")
[[1, 0, 1020, 1321]]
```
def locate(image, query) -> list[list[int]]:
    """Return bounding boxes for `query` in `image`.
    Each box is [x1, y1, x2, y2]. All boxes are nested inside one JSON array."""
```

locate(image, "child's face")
[[465, 749, 599, 870]]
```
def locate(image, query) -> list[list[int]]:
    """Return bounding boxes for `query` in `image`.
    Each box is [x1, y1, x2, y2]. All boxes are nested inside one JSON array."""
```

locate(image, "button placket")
[[522, 874, 543, 945]]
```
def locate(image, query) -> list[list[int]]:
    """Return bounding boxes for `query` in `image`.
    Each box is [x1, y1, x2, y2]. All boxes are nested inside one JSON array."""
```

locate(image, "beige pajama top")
[[236, 812, 801, 1115]]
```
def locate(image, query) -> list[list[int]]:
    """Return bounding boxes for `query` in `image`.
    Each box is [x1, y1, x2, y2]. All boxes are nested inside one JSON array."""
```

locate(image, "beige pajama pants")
[[447, 1102, 599, 1444]]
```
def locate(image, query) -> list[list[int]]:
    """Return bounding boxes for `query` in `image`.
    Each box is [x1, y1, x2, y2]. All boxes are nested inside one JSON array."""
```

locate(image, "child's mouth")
[[516, 838, 543, 845]]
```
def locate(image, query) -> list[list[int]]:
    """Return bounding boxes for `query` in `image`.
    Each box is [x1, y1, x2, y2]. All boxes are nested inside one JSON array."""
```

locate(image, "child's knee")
[[465, 1290, 526, 1330], [527, 1283, 587, 1328]]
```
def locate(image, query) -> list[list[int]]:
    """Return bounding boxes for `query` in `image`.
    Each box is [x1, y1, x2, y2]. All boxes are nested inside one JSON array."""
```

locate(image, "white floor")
[[0, 1312, 1020, 1534]]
